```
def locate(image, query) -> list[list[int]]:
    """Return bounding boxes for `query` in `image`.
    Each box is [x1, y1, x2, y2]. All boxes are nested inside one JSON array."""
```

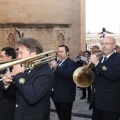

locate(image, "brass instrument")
[[0, 68, 10, 81], [0, 58, 19, 65], [0, 50, 58, 71], [73, 52, 101, 87]]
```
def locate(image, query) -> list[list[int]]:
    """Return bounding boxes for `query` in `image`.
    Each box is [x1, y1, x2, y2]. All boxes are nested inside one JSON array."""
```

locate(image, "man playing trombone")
[[3, 38, 54, 120]]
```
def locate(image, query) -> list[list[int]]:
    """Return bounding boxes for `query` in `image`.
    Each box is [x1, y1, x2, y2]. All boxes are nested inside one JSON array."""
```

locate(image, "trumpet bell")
[[73, 66, 94, 87]]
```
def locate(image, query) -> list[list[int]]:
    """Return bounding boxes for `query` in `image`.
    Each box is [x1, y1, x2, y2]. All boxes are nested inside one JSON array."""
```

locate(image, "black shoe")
[[80, 96, 86, 99]]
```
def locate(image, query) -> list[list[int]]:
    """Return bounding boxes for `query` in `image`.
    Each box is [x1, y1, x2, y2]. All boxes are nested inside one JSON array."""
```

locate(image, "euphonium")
[[0, 50, 58, 71], [73, 52, 101, 87]]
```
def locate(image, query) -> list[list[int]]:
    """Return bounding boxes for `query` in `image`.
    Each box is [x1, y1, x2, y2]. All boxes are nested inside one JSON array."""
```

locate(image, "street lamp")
[[102, 27, 106, 38]]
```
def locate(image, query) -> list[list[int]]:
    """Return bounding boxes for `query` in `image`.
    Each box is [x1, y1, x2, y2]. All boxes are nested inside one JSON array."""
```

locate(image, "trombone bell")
[[73, 66, 94, 87], [73, 52, 101, 87]]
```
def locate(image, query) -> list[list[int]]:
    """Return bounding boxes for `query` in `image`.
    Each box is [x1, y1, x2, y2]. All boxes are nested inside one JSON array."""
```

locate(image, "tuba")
[[0, 50, 58, 71], [73, 52, 101, 87]]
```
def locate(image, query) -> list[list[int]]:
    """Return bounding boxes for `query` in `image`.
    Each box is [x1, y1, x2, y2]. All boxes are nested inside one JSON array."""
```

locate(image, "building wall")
[[86, 34, 120, 51], [0, 0, 86, 59]]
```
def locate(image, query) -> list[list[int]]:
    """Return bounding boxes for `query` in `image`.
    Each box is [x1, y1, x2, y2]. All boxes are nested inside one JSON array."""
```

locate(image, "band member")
[[76, 50, 85, 67], [50, 45, 78, 120], [0, 47, 16, 120], [3, 38, 54, 120], [15, 48, 19, 58], [80, 50, 91, 103], [89, 36, 120, 120], [91, 45, 100, 54]]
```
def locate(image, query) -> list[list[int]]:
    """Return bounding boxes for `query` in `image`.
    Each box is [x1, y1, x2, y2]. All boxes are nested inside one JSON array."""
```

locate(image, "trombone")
[[0, 68, 10, 81], [0, 50, 58, 71], [0, 50, 57, 81]]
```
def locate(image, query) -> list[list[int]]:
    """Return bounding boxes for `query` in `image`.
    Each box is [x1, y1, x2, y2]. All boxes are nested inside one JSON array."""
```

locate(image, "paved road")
[[50, 87, 92, 120]]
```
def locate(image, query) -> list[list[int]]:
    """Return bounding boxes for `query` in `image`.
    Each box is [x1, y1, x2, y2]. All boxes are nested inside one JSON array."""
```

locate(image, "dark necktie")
[[24, 69, 30, 76], [57, 60, 62, 65], [103, 57, 107, 63]]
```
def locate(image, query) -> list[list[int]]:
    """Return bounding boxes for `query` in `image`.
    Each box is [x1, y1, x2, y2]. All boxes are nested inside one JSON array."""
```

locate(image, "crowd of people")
[[0, 36, 120, 120]]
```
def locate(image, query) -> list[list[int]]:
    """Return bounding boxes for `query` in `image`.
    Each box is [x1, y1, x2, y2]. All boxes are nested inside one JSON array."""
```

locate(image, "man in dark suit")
[[0, 47, 16, 120], [89, 36, 120, 120], [50, 45, 78, 120], [76, 50, 85, 67], [3, 38, 54, 120]]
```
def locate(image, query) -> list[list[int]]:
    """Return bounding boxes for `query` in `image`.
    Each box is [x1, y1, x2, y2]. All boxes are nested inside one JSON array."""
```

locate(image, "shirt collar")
[[58, 57, 68, 66], [59, 57, 68, 62], [103, 51, 114, 59]]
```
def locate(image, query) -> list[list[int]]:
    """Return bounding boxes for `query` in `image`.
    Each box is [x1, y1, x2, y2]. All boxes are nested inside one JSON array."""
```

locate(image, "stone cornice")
[[0, 23, 71, 28]]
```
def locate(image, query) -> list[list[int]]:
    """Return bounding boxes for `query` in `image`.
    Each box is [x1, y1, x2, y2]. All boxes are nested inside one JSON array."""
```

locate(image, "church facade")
[[0, 0, 86, 59]]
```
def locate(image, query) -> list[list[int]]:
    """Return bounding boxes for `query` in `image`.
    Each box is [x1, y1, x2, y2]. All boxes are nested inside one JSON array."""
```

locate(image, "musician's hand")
[[3, 72, 13, 86], [12, 64, 25, 76], [89, 54, 99, 65], [50, 60, 58, 69]]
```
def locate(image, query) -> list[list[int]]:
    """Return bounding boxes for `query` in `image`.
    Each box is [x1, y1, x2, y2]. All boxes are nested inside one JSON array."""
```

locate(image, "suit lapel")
[[60, 58, 69, 67], [16, 67, 38, 102], [26, 67, 37, 80], [103, 52, 116, 65]]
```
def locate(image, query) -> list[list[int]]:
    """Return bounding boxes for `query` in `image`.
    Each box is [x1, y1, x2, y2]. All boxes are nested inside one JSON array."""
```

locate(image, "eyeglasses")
[[100, 42, 115, 45]]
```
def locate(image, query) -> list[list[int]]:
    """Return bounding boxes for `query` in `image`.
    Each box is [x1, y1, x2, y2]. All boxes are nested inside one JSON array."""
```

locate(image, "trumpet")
[[0, 50, 58, 71]]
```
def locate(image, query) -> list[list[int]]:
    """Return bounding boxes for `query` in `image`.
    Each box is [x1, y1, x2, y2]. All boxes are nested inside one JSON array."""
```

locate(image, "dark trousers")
[[81, 85, 91, 100], [54, 102, 73, 120], [92, 106, 120, 120]]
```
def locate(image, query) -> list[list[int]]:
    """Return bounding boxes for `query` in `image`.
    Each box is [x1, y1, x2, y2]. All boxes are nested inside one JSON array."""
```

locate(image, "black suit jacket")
[[90, 53, 120, 112], [10, 64, 54, 120], [52, 57, 78, 102], [0, 69, 16, 120]]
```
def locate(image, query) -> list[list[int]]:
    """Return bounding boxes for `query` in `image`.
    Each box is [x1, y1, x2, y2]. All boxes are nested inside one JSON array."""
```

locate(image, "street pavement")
[[50, 87, 92, 120]]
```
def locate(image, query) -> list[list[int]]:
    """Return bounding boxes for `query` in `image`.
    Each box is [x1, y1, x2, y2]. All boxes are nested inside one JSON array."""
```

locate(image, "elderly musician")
[[89, 36, 120, 120]]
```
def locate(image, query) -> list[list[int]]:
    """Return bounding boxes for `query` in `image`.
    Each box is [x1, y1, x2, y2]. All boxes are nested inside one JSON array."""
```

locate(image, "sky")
[[86, 0, 120, 33]]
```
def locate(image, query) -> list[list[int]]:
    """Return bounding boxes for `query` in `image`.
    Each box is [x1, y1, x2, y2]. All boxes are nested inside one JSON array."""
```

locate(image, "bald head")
[[101, 36, 116, 56], [102, 36, 116, 44]]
